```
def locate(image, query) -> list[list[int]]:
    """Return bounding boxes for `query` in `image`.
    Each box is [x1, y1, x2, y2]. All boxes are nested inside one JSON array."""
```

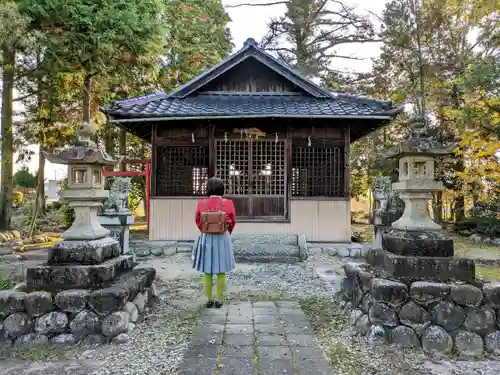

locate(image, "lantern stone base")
[[367, 248, 475, 283], [339, 262, 500, 356], [26, 255, 135, 291], [382, 228, 454, 257], [48, 237, 121, 265]]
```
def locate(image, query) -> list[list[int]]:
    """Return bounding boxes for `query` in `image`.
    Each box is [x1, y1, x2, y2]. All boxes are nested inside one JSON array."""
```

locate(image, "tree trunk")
[[105, 123, 114, 154], [36, 151, 46, 214], [0, 48, 15, 230], [119, 129, 126, 172], [83, 74, 91, 127], [453, 195, 466, 222], [35, 49, 46, 215], [28, 160, 45, 238], [432, 191, 443, 224]]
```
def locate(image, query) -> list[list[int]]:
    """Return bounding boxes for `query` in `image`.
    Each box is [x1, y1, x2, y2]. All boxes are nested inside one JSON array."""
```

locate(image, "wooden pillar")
[[209, 122, 215, 177], [151, 123, 157, 196], [344, 125, 350, 198], [118, 129, 127, 172], [286, 125, 292, 219]]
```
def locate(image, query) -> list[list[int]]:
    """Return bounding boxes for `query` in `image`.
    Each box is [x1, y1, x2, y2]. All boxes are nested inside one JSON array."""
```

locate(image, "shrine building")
[[100, 38, 402, 242]]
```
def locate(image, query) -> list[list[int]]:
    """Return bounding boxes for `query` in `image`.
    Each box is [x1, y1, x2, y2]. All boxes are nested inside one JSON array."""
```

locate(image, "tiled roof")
[[100, 38, 403, 121], [102, 92, 401, 119]]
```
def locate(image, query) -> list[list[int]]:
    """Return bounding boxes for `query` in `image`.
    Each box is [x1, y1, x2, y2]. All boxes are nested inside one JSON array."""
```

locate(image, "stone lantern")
[[26, 122, 130, 291], [381, 117, 455, 258], [365, 117, 476, 284], [387, 118, 450, 232], [19, 122, 157, 347], [44, 122, 118, 241]]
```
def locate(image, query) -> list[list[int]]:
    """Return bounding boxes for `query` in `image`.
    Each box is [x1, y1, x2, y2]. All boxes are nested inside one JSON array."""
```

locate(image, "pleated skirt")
[[192, 231, 236, 274]]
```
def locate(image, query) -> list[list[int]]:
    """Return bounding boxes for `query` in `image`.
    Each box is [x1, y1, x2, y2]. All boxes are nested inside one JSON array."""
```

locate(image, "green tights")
[[204, 273, 226, 301]]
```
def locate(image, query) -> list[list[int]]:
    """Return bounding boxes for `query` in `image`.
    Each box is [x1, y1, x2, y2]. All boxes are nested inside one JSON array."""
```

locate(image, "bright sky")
[[16, 0, 389, 180]]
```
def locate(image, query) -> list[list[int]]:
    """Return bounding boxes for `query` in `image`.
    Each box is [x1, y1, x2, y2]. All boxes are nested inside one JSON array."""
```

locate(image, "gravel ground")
[[1, 250, 499, 375], [80, 265, 206, 375]]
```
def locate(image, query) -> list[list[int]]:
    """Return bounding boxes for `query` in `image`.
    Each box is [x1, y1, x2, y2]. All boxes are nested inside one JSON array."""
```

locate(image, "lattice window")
[[252, 141, 286, 195], [156, 145, 209, 196], [216, 139, 287, 218], [216, 140, 249, 195], [292, 146, 345, 197]]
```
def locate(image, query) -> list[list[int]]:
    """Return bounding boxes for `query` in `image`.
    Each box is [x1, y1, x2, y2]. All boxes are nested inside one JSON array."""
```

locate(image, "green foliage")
[[455, 217, 500, 238], [0, 1, 30, 51], [160, 0, 233, 91], [50, 201, 62, 211], [455, 199, 500, 237], [12, 191, 23, 208], [58, 179, 74, 228], [0, 278, 15, 291], [13, 168, 37, 189], [60, 205, 75, 228], [20, 0, 166, 75], [347, 0, 499, 215], [128, 176, 145, 212], [261, 0, 376, 79]]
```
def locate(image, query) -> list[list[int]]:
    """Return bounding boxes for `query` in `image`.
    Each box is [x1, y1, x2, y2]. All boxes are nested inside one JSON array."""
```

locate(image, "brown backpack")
[[200, 199, 228, 234]]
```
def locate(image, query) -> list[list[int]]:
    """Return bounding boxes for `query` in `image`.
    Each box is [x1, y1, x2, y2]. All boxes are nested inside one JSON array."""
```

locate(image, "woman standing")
[[193, 177, 236, 308]]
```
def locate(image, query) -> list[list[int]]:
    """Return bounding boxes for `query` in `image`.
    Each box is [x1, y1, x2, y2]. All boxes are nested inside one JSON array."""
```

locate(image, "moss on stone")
[[476, 266, 500, 281]]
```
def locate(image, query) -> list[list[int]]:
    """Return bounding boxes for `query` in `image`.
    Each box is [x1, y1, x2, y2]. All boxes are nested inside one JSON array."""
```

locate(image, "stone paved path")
[[178, 300, 335, 375], [0, 360, 102, 375]]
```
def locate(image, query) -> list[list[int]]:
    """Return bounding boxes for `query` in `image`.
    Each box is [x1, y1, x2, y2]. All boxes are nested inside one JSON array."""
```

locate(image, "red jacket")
[[195, 196, 236, 233]]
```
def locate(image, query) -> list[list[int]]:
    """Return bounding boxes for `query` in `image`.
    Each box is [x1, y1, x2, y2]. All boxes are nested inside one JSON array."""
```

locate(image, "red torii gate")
[[101, 159, 152, 227]]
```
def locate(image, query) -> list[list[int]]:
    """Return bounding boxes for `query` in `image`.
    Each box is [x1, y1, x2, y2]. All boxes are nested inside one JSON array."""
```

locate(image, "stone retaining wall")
[[468, 234, 500, 246], [130, 240, 369, 261], [340, 262, 500, 357], [131, 241, 193, 260], [0, 268, 157, 348], [310, 243, 370, 259]]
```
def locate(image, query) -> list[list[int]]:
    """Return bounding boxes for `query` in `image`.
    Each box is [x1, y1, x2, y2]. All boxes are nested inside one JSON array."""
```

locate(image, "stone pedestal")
[[382, 228, 454, 257], [371, 177, 404, 250], [391, 180, 442, 232], [98, 215, 135, 256], [367, 248, 475, 283]]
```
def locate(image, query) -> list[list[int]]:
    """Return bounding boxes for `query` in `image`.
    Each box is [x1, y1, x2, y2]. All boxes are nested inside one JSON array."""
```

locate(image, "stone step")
[[231, 233, 298, 245], [232, 243, 305, 263]]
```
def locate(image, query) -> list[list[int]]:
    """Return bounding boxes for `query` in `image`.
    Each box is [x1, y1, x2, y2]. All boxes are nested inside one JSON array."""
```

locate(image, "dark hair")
[[207, 177, 225, 196]]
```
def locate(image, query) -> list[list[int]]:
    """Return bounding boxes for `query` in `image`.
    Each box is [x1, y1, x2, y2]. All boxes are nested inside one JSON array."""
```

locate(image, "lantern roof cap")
[[43, 122, 118, 166], [385, 117, 452, 159]]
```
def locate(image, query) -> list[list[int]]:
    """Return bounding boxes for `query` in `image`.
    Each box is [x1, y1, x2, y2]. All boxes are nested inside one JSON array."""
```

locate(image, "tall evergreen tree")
[[20, 0, 166, 132], [160, 0, 233, 91], [261, 0, 376, 79], [0, 1, 30, 229], [351, 0, 499, 218]]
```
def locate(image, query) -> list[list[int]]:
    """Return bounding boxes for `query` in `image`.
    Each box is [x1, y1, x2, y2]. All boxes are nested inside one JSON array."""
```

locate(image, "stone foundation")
[[382, 228, 454, 257], [130, 239, 369, 261], [340, 262, 500, 356], [367, 249, 476, 283], [26, 255, 135, 291], [0, 268, 157, 348]]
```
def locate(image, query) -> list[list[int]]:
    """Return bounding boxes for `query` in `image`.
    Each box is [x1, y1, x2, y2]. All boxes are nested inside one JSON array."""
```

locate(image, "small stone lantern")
[[386, 118, 450, 232], [381, 117, 454, 258], [44, 122, 119, 241]]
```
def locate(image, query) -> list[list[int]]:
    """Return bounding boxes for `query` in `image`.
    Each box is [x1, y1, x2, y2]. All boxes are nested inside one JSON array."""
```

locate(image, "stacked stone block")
[[341, 263, 500, 356], [0, 268, 156, 348]]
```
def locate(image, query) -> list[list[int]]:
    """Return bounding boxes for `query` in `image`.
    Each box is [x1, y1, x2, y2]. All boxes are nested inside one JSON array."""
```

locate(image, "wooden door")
[[215, 138, 287, 220]]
